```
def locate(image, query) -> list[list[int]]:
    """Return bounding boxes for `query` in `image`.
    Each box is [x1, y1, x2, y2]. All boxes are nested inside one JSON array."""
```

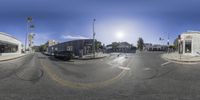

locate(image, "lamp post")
[[93, 19, 96, 58]]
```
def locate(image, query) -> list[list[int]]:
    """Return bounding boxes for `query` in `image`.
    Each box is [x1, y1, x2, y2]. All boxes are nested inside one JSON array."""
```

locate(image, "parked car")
[[54, 51, 73, 61]]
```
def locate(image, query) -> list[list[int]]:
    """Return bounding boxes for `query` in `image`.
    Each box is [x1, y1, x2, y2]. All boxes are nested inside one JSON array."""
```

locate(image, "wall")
[[0, 32, 22, 55], [181, 32, 200, 56]]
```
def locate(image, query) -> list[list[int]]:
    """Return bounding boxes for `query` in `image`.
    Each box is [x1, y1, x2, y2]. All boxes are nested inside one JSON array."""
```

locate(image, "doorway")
[[185, 40, 192, 53]]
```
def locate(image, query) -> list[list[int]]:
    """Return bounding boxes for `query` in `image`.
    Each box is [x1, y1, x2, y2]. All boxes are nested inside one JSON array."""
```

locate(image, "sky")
[[0, 0, 200, 46]]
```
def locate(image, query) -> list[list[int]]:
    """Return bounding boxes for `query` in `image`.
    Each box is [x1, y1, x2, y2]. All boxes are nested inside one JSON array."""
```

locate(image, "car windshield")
[[0, 0, 200, 100]]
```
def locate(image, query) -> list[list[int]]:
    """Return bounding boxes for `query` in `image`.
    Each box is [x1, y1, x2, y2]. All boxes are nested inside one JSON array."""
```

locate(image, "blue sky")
[[0, 0, 200, 46]]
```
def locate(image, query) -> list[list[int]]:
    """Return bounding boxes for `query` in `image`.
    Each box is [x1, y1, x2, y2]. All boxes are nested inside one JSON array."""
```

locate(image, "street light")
[[93, 19, 96, 58]]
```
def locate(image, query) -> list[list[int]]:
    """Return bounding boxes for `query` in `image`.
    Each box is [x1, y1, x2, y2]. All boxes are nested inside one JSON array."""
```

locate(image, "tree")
[[173, 38, 178, 50], [39, 44, 48, 52], [95, 41, 103, 51], [137, 37, 144, 51]]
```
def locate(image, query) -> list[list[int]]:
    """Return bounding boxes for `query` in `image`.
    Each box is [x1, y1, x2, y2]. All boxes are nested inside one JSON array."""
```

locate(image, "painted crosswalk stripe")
[[161, 61, 171, 66]]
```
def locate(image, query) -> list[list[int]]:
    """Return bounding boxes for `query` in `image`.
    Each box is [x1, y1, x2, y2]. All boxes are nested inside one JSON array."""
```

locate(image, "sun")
[[116, 31, 124, 39]]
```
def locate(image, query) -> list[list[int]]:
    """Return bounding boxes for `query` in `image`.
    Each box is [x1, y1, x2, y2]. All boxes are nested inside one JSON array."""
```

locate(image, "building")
[[106, 42, 136, 53], [0, 32, 22, 56], [143, 43, 153, 51], [143, 43, 168, 51], [47, 39, 100, 57], [45, 40, 59, 52], [46, 40, 59, 47], [152, 44, 168, 51], [180, 31, 200, 56]]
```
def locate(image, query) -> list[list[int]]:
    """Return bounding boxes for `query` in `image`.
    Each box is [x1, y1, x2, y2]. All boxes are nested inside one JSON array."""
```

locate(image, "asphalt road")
[[0, 52, 200, 100]]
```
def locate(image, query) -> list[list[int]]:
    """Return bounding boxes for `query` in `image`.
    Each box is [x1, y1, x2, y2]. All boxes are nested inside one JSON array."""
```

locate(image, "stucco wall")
[[181, 32, 200, 56], [0, 32, 22, 54]]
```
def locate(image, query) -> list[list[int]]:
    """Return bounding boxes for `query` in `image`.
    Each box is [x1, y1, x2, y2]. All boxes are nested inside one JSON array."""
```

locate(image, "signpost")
[[178, 35, 181, 60], [92, 19, 96, 58]]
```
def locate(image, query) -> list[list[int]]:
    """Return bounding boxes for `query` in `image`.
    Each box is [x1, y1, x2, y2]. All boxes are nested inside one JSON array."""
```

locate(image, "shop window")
[[185, 40, 192, 53]]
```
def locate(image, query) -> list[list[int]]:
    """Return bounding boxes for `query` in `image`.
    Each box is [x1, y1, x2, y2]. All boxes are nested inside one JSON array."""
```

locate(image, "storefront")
[[181, 31, 200, 56], [0, 32, 22, 56]]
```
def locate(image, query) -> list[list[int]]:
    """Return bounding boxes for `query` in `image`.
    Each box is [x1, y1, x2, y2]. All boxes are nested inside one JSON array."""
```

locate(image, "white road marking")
[[118, 66, 130, 70], [170, 61, 198, 65], [144, 68, 151, 71], [162, 58, 198, 65], [161, 61, 171, 66]]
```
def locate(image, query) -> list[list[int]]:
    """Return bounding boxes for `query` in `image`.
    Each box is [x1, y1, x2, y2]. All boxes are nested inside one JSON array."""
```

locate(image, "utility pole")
[[93, 19, 96, 58], [26, 16, 35, 53], [178, 35, 181, 60], [29, 25, 35, 53], [167, 33, 170, 53], [25, 17, 32, 53]]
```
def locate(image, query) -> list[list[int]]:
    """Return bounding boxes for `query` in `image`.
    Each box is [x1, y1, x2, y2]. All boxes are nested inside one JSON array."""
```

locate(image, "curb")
[[77, 56, 107, 60], [0, 54, 30, 62], [161, 54, 200, 63]]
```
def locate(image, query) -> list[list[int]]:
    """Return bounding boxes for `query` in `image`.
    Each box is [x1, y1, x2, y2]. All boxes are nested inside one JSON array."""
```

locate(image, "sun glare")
[[116, 31, 124, 39]]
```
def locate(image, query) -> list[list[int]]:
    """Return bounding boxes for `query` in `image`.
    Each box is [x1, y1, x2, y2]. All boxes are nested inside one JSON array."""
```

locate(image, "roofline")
[[48, 39, 94, 48], [0, 32, 21, 42], [61, 39, 94, 44], [183, 31, 200, 34]]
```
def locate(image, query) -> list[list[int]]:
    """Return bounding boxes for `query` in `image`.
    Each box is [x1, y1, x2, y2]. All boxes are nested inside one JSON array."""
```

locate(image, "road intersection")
[[0, 52, 200, 99]]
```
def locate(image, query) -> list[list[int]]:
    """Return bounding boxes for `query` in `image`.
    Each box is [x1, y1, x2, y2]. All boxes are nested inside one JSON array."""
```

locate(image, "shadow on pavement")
[[48, 56, 74, 62]]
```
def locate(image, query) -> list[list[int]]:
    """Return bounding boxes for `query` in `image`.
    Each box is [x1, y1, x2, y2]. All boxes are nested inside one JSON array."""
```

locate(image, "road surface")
[[0, 52, 200, 100]]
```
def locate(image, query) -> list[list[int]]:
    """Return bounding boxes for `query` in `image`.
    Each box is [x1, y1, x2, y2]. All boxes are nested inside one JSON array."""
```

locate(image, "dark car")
[[54, 51, 73, 61]]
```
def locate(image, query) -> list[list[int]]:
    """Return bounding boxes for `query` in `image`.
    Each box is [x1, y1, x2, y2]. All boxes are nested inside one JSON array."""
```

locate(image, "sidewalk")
[[161, 52, 200, 62], [79, 52, 109, 60], [0, 54, 26, 62]]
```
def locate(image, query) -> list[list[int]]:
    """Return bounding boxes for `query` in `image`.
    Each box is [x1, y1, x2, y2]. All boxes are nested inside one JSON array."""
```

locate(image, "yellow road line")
[[40, 60, 128, 89]]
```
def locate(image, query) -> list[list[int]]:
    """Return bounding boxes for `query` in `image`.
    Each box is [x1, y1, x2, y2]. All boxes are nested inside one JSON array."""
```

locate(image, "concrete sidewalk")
[[0, 54, 26, 61], [161, 52, 200, 62], [79, 52, 109, 60]]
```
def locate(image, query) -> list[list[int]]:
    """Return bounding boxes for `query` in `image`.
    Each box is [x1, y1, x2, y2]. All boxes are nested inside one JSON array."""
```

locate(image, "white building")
[[46, 40, 59, 47], [106, 42, 136, 53], [181, 31, 200, 56], [0, 32, 22, 56], [143, 43, 167, 51], [143, 43, 152, 51]]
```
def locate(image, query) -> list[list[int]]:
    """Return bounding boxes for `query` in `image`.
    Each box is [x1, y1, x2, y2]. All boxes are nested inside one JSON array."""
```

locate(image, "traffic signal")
[[178, 35, 181, 39]]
